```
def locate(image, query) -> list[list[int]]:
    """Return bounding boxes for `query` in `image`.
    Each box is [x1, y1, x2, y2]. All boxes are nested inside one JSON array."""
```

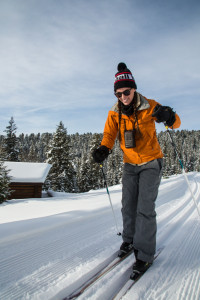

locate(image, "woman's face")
[[115, 87, 136, 106]]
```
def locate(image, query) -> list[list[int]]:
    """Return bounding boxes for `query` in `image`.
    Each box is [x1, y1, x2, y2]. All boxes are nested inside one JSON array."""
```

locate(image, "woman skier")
[[92, 62, 181, 278]]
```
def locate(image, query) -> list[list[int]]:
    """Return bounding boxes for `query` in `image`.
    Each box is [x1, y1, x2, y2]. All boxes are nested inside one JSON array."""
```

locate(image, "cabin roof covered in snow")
[[4, 161, 51, 183]]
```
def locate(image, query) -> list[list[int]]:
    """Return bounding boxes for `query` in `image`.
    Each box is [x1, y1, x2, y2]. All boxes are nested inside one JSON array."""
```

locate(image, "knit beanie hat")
[[114, 62, 137, 92]]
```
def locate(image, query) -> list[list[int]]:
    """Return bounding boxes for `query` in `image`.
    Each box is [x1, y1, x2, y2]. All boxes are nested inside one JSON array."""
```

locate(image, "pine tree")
[[88, 133, 104, 190], [0, 141, 7, 161], [45, 122, 76, 192], [4, 117, 19, 161], [0, 161, 11, 203], [76, 151, 91, 192], [28, 142, 40, 162], [106, 139, 123, 186]]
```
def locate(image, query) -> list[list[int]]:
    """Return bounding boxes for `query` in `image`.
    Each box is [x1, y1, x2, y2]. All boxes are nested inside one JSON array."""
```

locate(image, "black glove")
[[92, 146, 110, 163], [152, 104, 176, 127]]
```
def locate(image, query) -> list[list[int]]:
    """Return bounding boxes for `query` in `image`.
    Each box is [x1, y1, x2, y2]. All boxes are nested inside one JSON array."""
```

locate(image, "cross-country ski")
[[62, 250, 132, 300], [112, 247, 164, 300]]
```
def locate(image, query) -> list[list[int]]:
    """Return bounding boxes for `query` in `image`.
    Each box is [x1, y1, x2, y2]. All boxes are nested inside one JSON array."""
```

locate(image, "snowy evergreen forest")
[[0, 117, 200, 200]]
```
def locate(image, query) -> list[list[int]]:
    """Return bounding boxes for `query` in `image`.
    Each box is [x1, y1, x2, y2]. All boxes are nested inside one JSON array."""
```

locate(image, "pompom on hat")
[[114, 62, 137, 91]]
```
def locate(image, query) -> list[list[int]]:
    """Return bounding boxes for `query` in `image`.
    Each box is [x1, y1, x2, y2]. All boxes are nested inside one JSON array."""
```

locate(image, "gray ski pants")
[[121, 159, 163, 263]]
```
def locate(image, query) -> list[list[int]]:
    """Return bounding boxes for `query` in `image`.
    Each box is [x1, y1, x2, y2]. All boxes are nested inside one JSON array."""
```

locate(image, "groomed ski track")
[[0, 172, 200, 300]]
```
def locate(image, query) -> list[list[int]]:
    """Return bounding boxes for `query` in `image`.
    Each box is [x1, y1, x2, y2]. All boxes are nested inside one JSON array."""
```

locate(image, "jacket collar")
[[136, 93, 150, 111]]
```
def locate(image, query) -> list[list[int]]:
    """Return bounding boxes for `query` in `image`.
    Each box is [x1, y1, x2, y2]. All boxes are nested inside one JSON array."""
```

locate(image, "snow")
[[4, 161, 51, 183], [0, 172, 200, 300]]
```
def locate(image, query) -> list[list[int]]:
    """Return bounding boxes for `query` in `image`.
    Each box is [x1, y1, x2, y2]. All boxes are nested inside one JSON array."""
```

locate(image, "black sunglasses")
[[115, 88, 132, 98]]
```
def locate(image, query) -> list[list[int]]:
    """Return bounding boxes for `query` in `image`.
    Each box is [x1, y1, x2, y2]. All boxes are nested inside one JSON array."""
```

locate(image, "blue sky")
[[0, 0, 199, 135]]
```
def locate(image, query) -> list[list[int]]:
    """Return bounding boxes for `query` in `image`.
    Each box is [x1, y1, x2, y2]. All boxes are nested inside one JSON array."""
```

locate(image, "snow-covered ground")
[[0, 172, 200, 300]]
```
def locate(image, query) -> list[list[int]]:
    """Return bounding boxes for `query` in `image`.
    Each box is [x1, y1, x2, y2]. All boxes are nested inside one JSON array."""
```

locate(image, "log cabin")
[[4, 161, 51, 199]]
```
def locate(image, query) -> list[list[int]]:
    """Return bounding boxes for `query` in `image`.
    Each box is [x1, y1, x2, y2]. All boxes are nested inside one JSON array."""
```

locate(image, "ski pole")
[[100, 164, 121, 236], [165, 125, 200, 218]]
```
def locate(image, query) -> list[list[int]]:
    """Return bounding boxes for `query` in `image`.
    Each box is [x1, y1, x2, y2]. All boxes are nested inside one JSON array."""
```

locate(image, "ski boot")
[[130, 259, 152, 280], [118, 242, 133, 258]]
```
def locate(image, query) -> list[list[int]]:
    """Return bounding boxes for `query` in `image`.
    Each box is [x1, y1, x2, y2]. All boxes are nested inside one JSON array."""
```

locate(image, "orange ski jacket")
[[101, 93, 181, 165]]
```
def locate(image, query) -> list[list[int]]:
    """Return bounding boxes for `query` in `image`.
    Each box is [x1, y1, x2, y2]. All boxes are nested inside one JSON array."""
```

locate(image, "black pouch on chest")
[[124, 120, 136, 148]]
